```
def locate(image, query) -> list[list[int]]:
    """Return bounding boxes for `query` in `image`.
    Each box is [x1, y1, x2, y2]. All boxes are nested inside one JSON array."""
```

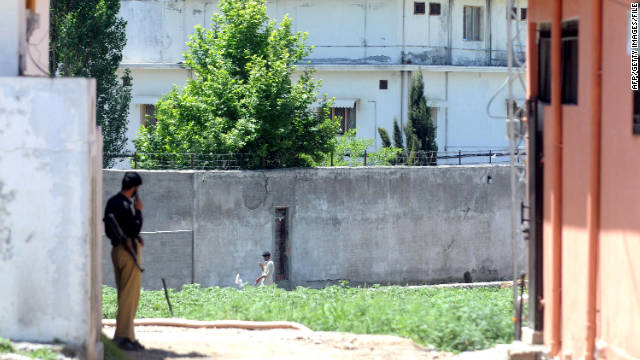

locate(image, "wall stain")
[[461, 207, 471, 220], [0, 181, 16, 261]]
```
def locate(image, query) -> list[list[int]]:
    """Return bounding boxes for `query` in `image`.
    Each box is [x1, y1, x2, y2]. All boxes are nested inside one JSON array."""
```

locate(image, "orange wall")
[[528, 0, 639, 359], [560, 2, 594, 358], [599, 0, 640, 358]]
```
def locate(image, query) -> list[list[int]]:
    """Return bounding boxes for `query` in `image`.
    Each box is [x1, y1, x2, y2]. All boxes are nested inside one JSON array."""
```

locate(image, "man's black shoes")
[[113, 337, 145, 352], [132, 340, 145, 351]]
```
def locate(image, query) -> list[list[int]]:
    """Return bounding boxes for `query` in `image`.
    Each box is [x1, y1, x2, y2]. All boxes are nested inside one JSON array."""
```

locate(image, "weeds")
[[103, 284, 513, 353], [0, 336, 58, 360]]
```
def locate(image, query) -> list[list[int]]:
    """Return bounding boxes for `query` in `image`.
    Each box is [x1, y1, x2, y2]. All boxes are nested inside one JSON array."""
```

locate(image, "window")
[[429, 3, 441, 15], [634, 90, 640, 135], [561, 20, 578, 104], [521, 8, 527, 21], [509, 7, 517, 20], [414, 2, 426, 14], [463, 6, 482, 41], [140, 104, 156, 127], [538, 25, 551, 103], [379, 80, 388, 90], [331, 106, 356, 134]]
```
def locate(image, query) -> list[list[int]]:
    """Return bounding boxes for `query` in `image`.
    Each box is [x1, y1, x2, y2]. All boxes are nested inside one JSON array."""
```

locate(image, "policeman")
[[104, 172, 145, 351]]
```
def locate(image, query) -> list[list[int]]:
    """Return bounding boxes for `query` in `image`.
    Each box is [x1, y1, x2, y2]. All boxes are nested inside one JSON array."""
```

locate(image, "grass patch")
[[0, 337, 58, 360], [103, 284, 514, 353], [102, 333, 129, 360]]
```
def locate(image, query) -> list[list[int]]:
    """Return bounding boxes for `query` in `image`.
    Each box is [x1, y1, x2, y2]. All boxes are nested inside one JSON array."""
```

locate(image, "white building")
[[118, 0, 527, 161]]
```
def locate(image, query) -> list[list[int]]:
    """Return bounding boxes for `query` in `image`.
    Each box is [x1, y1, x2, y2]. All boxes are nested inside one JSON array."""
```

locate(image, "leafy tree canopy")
[[50, 0, 132, 167], [406, 71, 437, 165], [135, 0, 339, 169]]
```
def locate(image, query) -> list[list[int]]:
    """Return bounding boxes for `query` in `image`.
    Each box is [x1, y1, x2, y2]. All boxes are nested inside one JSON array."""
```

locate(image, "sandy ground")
[[102, 326, 454, 360]]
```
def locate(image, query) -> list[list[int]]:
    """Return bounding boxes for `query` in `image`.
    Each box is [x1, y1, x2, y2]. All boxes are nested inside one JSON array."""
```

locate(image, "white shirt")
[[261, 260, 275, 286]]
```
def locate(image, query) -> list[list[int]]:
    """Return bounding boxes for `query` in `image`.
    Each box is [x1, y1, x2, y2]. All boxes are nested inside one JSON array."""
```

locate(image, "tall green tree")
[[406, 71, 437, 165], [134, 0, 339, 169], [50, 0, 132, 167], [392, 118, 404, 150], [377, 127, 392, 148]]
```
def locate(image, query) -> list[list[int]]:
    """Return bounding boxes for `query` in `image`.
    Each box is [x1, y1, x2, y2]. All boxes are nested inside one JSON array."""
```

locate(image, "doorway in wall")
[[274, 207, 289, 281]]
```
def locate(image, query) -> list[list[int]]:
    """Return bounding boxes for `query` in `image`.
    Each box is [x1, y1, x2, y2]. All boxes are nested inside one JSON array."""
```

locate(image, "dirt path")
[[103, 326, 454, 360]]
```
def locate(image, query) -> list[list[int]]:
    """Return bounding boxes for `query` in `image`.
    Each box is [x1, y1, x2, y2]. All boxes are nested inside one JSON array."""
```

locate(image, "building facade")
[[117, 0, 527, 160], [525, 0, 640, 359]]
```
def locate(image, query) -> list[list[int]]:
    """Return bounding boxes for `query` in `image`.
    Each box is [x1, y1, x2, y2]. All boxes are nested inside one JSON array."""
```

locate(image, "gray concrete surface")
[[0, 78, 103, 359], [103, 166, 525, 290]]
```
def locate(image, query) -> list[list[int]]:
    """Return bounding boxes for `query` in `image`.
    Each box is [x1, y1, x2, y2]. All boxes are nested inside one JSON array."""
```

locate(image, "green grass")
[[0, 337, 58, 360], [103, 284, 514, 353], [102, 333, 129, 360]]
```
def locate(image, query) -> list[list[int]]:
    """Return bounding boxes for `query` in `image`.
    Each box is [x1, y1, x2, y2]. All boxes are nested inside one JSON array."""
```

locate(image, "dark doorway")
[[527, 98, 544, 332], [274, 208, 289, 281]]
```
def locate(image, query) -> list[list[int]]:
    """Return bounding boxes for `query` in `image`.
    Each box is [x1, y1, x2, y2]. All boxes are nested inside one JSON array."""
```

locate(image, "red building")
[[525, 0, 640, 359]]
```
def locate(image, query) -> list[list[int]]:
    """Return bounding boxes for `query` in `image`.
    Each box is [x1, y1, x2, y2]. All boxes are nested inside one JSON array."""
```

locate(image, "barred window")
[[538, 25, 551, 103], [463, 6, 482, 41], [561, 20, 579, 104], [429, 3, 441, 15], [140, 104, 157, 127], [331, 107, 356, 134]]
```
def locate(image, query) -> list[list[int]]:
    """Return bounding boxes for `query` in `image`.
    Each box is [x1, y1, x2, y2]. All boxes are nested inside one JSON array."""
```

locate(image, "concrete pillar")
[[0, 77, 103, 360]]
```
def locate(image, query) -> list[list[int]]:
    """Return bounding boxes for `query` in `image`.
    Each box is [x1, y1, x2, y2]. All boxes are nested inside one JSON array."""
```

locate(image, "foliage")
[[377, 127, 392, 148], [393, 118, 404, 150], [50, 0, 132, 167], [101, 334, 129, 360], [103, 284, 514, 353], [0, 337, 12, 353], [0, 337, 58, 360], [406, 71, 437, 165], [312, 129, 402, 166], [134, 0, 339, 169]]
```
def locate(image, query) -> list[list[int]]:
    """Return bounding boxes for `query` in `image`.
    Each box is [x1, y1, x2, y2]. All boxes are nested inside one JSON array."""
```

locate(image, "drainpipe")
[[364, 0, 368, 59], [549, 0, 563, 356], [448, 0, 453, 64], [400, 70, 405, 137], [400, 0, 407, 135], [585, 0, 602, 358], [487, 0, 492, 66], [402, 0, 407, 56], [444, 71, 449, 151]]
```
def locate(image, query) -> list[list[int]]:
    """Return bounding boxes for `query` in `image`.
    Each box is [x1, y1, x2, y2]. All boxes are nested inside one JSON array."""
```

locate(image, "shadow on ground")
[[124, 348, 208, 360]]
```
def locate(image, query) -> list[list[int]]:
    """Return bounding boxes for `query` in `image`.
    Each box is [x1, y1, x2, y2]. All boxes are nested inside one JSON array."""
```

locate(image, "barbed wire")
[[104, 148, 527, 170]]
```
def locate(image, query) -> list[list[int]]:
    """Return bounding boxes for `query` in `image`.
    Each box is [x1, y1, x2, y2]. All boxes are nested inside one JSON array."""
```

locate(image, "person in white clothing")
[[255, 251, 275, 286]]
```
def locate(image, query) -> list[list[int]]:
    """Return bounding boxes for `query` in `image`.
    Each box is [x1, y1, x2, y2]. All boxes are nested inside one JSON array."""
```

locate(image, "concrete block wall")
[[103, 166, 525, 290], [102, 171, 194, 290]]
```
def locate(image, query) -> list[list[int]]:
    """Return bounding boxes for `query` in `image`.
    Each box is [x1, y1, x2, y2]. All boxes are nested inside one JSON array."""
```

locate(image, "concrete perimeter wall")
[[103, 166, 525, 290]]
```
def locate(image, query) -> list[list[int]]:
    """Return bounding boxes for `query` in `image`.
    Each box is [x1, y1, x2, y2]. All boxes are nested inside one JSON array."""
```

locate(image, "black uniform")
[[104, 193, 143, 246]]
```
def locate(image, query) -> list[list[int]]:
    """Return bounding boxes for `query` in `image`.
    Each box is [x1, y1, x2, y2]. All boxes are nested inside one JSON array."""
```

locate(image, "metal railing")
[[104, 148, 526, 170]]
